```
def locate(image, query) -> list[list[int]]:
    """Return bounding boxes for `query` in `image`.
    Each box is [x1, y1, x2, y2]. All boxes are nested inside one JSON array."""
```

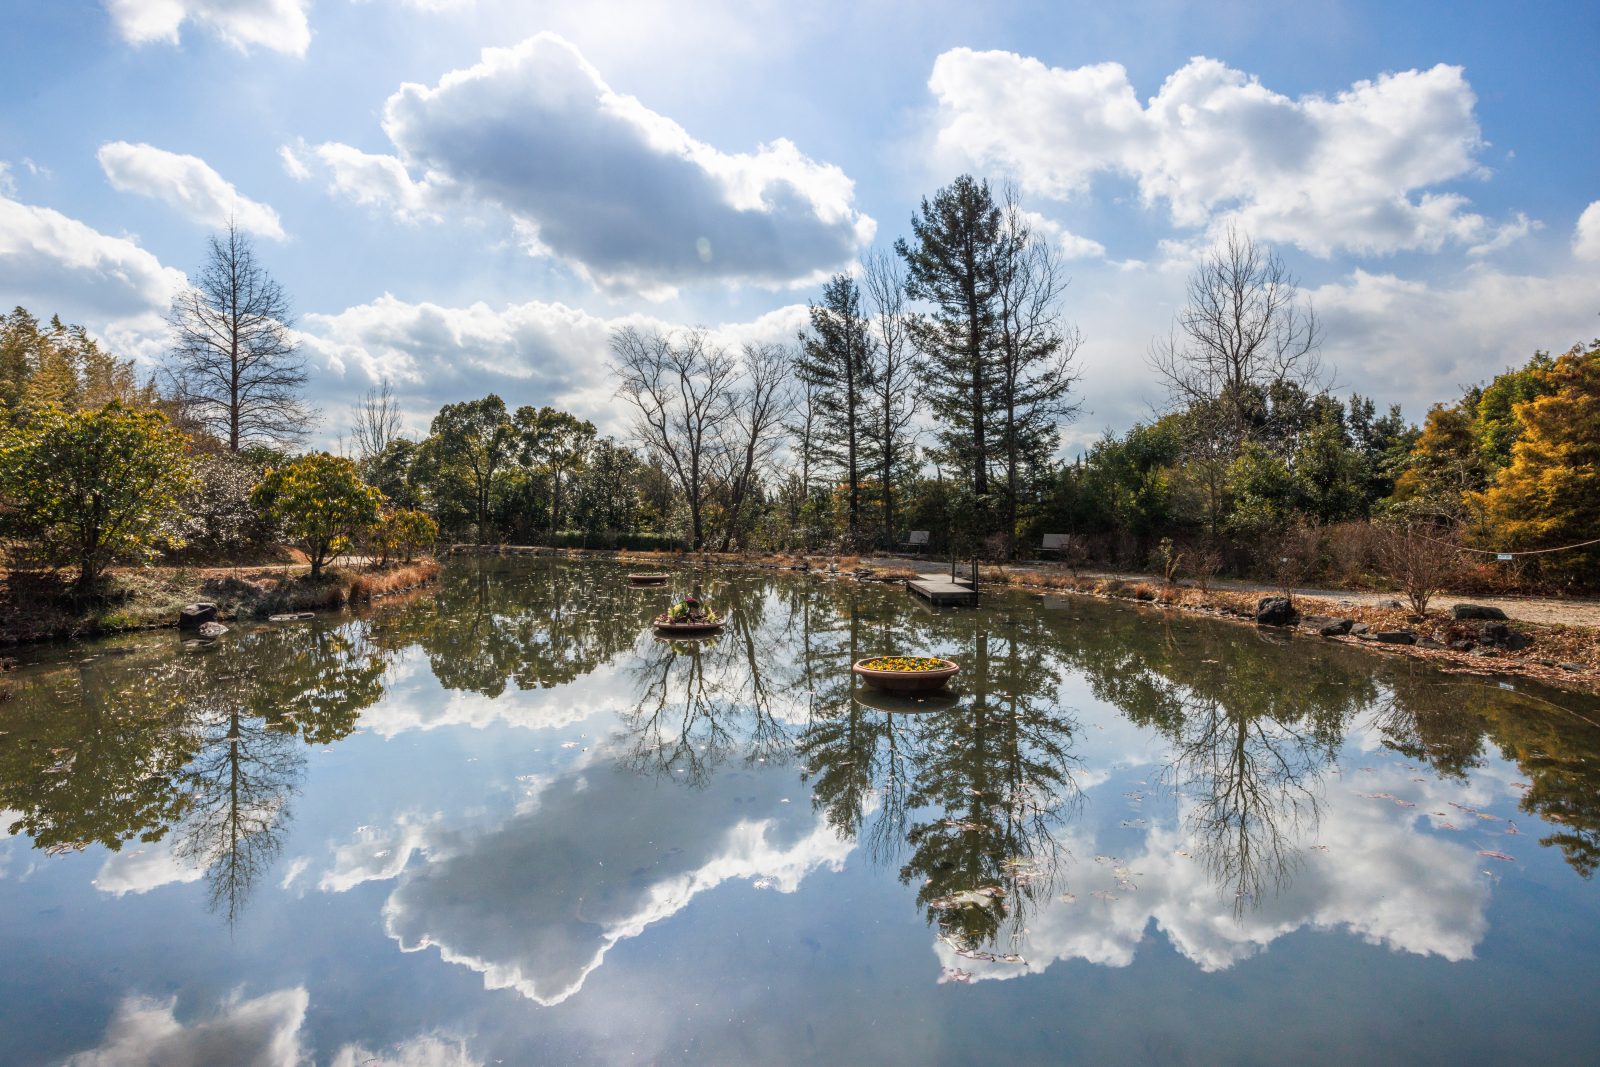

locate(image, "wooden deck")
[[906, 576, 980, 606]]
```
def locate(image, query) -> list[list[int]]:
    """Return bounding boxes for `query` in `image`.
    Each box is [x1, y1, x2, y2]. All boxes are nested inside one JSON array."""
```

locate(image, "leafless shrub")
[[1373, 522, 1460, 618]]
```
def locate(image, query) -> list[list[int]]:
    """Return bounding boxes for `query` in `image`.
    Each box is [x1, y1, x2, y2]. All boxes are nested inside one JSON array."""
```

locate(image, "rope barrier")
[[1414, 531, 1600, 558]]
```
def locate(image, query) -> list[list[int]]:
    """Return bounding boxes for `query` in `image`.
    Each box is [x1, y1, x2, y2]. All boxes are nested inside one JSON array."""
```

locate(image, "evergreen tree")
[[897, 175, 1003, 501], [796, 274, 876, 546]]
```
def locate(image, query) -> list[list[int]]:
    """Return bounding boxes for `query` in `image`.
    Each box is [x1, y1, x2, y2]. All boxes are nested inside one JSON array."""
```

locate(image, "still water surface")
[[3, 559, 1599, 1065]]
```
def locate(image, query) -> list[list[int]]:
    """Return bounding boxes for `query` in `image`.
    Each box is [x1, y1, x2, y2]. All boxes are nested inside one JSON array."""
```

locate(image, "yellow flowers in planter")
[[859, 656, 949, 672]]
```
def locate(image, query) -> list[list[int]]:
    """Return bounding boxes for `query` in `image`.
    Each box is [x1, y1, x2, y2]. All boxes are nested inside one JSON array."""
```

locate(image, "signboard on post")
[[1496, 553, 1514, 562]]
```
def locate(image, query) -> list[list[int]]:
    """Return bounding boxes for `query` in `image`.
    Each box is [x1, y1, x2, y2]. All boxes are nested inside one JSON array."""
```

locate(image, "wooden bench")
[[1040, 533, 1070, 557], [901, 530, 930, 554]]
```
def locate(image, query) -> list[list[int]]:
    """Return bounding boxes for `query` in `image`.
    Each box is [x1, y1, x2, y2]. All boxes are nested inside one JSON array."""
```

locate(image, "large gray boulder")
[[1255, 596, 1299, 627], [1451, 603, 1508, 621], [178, 602, 218, 630]]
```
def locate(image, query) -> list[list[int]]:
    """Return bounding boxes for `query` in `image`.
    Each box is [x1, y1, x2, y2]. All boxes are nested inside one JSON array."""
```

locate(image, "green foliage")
[[251, 452, 382, 577], [369, 508, 438, 563], [0, 402, 197, 592]]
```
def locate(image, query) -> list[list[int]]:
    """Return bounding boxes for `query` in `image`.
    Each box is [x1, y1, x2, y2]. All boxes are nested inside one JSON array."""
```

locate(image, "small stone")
[[1449, 639, 1476, 652], [1371, 631, 1416, 645], [1378, 599, 1404, 610], [1418, 637, 1445, 649], [196, 621, 228, 639], [1349, 622, 1370, 636], [1300, 615, 1353, 637], [1558, 661, 1584, 672], [1451, 603, 1509, 621]]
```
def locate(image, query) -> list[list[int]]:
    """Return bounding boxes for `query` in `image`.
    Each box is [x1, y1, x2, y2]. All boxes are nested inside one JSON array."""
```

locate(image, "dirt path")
[[871, 556, 1600, 628]]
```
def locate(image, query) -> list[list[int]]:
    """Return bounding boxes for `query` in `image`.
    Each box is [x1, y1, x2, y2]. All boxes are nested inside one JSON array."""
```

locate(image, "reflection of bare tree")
[[618, 578, 797, 784], [1164, 693, 1332, 913], [621, 638, 734, 787], [174, 703, 303, 924]]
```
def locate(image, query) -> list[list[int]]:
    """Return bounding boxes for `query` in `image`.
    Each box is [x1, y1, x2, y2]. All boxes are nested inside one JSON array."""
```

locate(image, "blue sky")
[[2, 0, 1597, 449]]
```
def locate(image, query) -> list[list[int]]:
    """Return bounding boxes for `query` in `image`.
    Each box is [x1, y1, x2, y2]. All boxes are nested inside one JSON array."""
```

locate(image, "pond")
[[2, 558, 1599, 1065]]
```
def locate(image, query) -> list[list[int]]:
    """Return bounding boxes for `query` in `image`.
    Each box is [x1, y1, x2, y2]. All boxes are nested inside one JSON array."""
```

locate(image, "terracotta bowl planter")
[[652, 616, 726, 636], [628, 573, 671, 585], [851, 656, 960, 693]]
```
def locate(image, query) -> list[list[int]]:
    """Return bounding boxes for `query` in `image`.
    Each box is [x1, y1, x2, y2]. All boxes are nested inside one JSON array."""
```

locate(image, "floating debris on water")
[[930, 887, 1005, 911], [1477, 850, 1514, 862]]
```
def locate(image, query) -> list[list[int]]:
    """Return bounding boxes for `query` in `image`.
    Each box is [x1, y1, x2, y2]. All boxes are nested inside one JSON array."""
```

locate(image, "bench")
[[1040, 533, 1070, 556], [901, 530, 930, 554]]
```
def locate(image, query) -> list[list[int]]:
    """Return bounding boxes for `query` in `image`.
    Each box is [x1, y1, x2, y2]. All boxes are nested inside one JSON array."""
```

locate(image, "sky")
[[2, 0, 1597, 452]]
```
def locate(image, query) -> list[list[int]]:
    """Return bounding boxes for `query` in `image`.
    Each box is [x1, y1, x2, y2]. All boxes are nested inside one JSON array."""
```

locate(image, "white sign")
[[1496, 553, 1514, 562]]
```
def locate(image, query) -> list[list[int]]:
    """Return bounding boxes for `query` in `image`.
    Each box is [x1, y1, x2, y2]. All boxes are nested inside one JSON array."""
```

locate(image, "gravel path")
[[870, 556, 1600, 628]]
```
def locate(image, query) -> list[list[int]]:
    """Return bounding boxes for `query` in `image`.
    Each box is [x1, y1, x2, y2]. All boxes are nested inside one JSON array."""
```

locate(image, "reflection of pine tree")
[[899, 618, 1081, 951]]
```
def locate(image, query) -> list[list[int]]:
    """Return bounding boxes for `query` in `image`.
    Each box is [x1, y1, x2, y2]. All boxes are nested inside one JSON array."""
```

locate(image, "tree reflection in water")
[[7, 557, 1600, 956], [0, 621, 390, 924]]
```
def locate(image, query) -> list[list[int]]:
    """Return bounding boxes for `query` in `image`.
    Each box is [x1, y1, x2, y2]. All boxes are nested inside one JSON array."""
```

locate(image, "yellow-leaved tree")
[[1477, 341, 1600, 583], [251, 452, 382, 578]]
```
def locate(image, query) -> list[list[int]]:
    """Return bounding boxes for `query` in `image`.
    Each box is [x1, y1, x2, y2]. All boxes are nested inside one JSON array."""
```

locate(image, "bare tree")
[[349, 377, 403, 463], [862, 250, 922, 550], [1151, 225, 1324, 442], [994, 189, 1082, 552], [166, 222, 313, 451], [716, 342, 790, 551], [611, 326, 738, 551]]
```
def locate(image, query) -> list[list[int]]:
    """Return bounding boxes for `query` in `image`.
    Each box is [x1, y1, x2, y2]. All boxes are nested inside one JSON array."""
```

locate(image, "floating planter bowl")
[[851, 655, 960, 693], [627, 572, 671, 586], [652, 617, 726, 636]]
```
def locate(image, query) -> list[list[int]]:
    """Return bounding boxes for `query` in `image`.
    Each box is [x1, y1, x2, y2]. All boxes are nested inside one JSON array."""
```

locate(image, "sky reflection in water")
[[2, 558, 1599, 1065]]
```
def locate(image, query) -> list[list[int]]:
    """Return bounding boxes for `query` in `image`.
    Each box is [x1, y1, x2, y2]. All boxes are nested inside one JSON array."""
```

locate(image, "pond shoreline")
[[0, 559, 441, 649]]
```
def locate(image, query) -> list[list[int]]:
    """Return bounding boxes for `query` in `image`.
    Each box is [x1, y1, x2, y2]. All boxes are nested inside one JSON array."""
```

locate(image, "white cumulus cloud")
[[63, 987, 309, 1067], [280, 138, 443, 223], [103, 0, 312, 55], [930, 51, 1528, 259], [297, 292, 807, 438], [0, 195, 187, 363], [300, 32, 873, 293], [98, 141, 285, 239], [1574, 200, 1600, 261]]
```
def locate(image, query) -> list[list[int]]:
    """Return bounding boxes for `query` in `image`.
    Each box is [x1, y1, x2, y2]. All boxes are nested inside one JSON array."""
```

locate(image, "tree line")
[[2, 177, 1596, 594]]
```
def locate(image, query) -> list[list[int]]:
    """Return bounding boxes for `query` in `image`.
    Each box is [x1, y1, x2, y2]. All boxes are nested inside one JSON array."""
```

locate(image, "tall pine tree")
[[896, 175, 1003, 503], [797, 274, 876, 547]]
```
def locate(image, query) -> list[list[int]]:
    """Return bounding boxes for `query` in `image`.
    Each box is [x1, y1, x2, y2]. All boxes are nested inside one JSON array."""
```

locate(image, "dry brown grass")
[[346, 560, 442, 602]]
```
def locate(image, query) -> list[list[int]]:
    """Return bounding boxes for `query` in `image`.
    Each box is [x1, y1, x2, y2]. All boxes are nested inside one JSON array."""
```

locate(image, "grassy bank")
[[0, 559, 441, 645]]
